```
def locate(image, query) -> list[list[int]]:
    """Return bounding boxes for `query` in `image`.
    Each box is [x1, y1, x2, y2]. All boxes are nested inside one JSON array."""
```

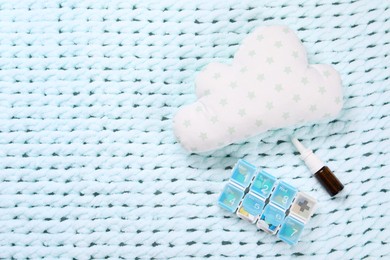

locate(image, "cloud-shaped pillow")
[[174, 25, 343, 152]]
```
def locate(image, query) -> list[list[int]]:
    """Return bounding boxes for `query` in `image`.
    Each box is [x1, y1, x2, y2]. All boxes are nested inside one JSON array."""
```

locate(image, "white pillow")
[[173, 25, 343, 152]]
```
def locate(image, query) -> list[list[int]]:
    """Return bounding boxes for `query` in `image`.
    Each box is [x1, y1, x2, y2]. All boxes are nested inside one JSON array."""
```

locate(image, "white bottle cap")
[[291, 137, 324, 174]]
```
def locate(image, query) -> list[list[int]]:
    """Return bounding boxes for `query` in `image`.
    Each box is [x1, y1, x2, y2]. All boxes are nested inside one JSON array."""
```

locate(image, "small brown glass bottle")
[[314, 166, 344, 196], [292, 138, 344, 197]]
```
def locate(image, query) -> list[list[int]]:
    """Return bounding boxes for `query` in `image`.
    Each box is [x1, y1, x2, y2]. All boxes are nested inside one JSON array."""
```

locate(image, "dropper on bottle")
[[291, 137, 344, 197]]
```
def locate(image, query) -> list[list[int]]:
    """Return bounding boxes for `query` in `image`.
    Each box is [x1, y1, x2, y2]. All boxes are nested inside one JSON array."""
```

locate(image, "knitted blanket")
[[0, 0, 389, 258]]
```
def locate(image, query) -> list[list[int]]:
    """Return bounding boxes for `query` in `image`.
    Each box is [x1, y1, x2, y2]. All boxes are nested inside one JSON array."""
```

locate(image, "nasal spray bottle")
[[292, 138, 344, 197]]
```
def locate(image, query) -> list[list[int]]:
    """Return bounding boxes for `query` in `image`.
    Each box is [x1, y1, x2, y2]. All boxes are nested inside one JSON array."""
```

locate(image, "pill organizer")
[[218, 159, 317, 245]]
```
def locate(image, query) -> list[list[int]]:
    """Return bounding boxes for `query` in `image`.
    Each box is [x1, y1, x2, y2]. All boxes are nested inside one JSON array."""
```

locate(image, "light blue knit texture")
[[0, 0, 389, 259]]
